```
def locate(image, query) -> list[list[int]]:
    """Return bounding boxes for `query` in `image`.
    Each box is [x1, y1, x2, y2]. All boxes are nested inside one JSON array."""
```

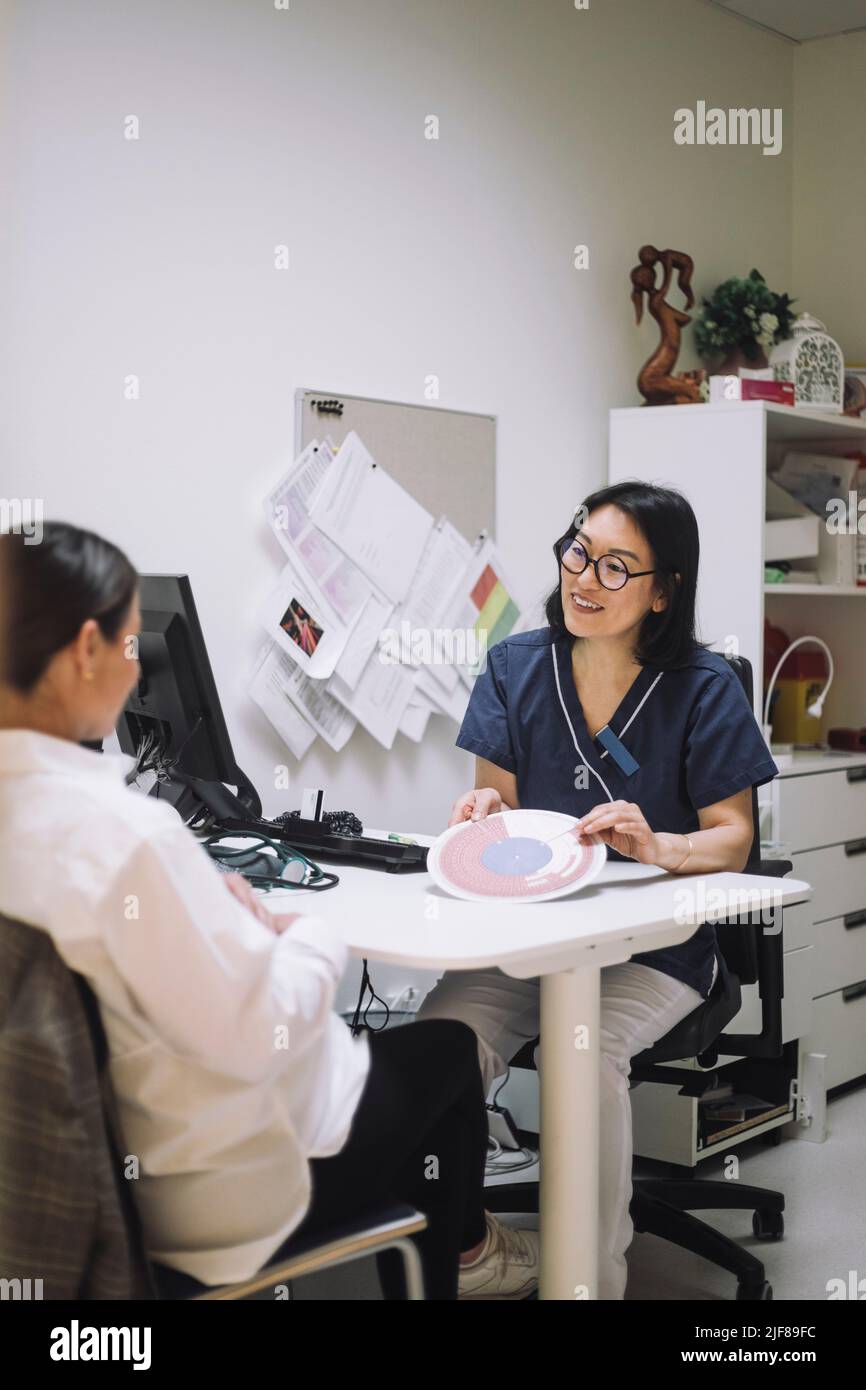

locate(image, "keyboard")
[[215, 813, 429, 873]]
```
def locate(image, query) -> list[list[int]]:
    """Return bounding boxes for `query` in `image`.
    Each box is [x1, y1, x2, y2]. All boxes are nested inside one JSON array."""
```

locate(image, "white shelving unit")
[[609, 401, 866, 1167], [765, 584, 865, 597], [609, 401, 866, 715]]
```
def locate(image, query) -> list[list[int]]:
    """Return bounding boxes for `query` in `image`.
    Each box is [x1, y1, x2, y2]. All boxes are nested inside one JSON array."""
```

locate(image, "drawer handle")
[[842, 981, 866, 1003], [846, 766, 866, 784], [844, 838, 866, 857], [844, 909, 866, 931]]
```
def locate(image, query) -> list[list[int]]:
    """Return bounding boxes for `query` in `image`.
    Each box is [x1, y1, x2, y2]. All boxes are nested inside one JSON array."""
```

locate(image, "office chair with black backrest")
[[484, 654, 792, 1301], [0, 913, 427, 1301]]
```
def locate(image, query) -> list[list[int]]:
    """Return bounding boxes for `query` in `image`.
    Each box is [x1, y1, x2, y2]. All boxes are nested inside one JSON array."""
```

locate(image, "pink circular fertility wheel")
[[427, 809, 607, 903]]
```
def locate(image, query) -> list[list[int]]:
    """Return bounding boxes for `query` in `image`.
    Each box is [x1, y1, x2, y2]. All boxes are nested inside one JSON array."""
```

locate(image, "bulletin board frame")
[[294, 388, 496, 543]]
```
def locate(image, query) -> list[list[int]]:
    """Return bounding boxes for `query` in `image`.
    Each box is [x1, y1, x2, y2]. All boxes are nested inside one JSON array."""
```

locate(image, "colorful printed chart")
[[470, 560, 520, 651], [427, 809, 607, 903]]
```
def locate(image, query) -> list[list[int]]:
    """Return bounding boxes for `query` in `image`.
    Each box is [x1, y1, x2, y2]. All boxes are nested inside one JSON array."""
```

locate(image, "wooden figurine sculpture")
[[630, 245, 707, 405]]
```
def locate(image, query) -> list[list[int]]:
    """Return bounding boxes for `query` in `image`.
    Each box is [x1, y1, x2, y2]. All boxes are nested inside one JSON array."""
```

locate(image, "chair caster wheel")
[[752, 1208, 784, 1240], [737, 1280, 773, 1301]]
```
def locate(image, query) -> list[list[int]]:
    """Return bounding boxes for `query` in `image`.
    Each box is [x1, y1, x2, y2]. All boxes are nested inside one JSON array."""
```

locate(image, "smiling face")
[[559, 504, 670, 648]]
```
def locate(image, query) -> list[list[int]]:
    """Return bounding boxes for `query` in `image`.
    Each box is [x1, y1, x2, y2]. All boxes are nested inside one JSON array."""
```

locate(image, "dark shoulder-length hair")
[[0, 522, 138, 693], [544, 480, 705, 669]]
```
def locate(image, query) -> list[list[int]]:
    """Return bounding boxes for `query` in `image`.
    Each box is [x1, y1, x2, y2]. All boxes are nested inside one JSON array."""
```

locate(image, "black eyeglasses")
[[557, 537, 659, 591]]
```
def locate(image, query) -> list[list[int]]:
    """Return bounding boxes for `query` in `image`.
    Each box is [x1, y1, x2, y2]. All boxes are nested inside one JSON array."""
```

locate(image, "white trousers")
[[417, 959, 711, 1299]]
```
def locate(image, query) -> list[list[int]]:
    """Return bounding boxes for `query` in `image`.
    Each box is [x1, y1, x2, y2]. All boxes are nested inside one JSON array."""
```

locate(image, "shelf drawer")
[[776, 765, 866, 852], [790, 843, 866, 923], [810, 911, 866, 998], [803, 986, 866, 1089], [720, 944, 812, 1059], [782, 898, 812, 952], [630, 1076, 695, 1166]]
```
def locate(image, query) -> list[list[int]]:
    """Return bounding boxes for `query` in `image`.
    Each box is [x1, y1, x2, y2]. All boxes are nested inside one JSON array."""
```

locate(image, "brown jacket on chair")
[[0, 913, 154, 1299]]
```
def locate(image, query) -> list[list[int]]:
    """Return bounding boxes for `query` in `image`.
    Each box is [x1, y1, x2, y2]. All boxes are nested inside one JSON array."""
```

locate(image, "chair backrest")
[[0, 914, 154, 1300], [714, 655, 761, 987], [722, 653, 761, 868]]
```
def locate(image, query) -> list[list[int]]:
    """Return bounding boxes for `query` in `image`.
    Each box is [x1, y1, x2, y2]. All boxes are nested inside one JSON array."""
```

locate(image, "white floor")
[[288, 1085, 866, 1300]]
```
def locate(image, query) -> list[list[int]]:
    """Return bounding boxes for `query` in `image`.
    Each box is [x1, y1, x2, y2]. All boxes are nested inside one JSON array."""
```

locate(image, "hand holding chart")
[[427, 809, 606, 903]]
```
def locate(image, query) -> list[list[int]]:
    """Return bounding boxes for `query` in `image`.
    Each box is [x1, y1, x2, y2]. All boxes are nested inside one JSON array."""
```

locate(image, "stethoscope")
[[550, 643, 664, 800], [202, 831, 339, 892]]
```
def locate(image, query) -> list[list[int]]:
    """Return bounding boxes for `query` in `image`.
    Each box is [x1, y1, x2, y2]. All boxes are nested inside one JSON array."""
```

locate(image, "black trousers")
[[284, 1018, 488, 1300]]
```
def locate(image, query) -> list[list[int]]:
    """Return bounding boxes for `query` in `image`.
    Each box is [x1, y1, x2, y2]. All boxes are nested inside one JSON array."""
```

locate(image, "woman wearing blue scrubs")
[[417, 479, 778, 1300]]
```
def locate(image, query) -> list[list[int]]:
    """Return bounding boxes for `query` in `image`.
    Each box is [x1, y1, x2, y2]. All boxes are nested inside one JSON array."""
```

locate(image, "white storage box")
[[765, 475, 820, 563], [764, 514, 819, 562]]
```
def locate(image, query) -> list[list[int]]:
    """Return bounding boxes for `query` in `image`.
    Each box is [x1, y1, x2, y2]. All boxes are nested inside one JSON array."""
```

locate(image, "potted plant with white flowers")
[[694, 268, 795, 374]]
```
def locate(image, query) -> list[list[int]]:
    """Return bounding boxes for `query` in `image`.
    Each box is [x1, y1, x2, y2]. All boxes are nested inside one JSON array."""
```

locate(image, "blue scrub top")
[[455, 628, 779, 998]]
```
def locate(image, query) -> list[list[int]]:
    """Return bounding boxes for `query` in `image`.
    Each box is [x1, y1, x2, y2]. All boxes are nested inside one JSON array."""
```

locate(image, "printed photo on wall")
[[259, 556, 351, 679], [279, 598, 324, 657]]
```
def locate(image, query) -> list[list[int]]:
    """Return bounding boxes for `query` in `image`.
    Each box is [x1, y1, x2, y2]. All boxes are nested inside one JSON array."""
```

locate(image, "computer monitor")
[[116, 574, 262, 823]]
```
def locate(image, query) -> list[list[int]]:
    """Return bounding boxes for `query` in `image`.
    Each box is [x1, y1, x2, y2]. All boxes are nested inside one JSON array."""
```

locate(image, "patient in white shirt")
[[0, 521, 539, 1300]]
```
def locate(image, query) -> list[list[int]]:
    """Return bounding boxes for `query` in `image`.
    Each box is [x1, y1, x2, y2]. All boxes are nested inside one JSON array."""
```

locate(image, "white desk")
[[262, 843, 811, 1300]]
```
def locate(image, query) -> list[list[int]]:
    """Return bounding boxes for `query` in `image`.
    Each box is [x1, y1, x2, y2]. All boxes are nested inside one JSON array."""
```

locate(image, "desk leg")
[[539, 965, 600, 1301]]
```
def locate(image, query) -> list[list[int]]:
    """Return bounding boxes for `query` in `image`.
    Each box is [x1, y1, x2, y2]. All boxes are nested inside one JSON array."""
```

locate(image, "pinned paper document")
[[309, 431, 434, 603], [247, 643, 318, 760], [398, 696, 435, 743], [416, 666, 471, 723], [264, 439, 375, 629], [327, 656, 418, 751], [334, 591, 395, 691], [248, 641, 356, 755]]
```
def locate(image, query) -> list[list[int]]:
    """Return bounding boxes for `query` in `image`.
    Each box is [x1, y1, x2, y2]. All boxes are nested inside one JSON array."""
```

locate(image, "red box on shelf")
[[740, 379, 795, 405]]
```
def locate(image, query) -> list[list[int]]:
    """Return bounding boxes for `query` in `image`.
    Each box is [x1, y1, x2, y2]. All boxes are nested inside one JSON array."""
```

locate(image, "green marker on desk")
[[388, 832, 418, 845]]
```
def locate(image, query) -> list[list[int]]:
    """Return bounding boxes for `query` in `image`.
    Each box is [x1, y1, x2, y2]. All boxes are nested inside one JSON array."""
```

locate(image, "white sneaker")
[[457, 1212, 539, 1300]]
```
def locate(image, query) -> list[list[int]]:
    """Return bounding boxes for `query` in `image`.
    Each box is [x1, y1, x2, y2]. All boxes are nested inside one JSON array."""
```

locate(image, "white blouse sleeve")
[[94, 821, 351, 1084]]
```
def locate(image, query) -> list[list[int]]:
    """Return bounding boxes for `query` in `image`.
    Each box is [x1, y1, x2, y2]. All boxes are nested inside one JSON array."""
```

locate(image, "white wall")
[[792, 33, 866, 362], [3, 0, 793, 856]]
